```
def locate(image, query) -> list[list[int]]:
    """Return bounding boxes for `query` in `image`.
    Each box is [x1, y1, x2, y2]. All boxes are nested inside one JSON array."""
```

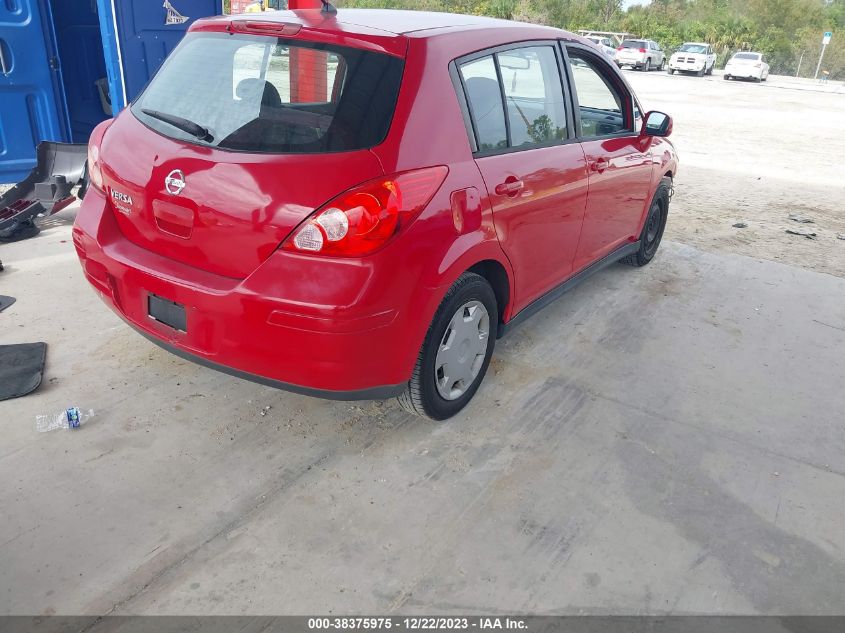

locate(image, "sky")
[[623, 0, 652, 8]]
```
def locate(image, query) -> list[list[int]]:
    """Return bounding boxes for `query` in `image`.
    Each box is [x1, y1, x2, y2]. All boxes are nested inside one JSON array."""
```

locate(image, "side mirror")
[[641, 110, 673, 137]]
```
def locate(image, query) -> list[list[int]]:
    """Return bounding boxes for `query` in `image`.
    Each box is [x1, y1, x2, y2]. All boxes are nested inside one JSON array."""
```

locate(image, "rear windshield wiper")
[[141, 109, 214, 142]]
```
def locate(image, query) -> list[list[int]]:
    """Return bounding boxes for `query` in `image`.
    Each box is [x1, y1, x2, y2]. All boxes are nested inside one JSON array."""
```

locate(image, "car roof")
[[211, 8, 562, 37], [682, 42, 709, 46]]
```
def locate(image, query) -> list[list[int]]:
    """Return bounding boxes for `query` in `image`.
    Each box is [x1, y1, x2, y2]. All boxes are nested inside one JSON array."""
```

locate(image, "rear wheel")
[[398, 273, 497, 421], [621, 178, 671, 268], [724, 74, 731, 80], [640, 60, 650, 72]]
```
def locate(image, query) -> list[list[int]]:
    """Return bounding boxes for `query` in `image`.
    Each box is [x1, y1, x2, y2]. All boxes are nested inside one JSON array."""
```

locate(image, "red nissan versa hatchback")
[[73, 8, 677, 420]]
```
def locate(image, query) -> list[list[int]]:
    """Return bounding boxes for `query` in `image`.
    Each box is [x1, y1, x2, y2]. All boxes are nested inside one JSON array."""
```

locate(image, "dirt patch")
[[627, 71, 845, 278]]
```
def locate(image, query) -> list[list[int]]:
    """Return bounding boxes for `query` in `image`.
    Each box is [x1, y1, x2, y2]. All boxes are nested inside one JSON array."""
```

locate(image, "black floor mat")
[[0, 343, 47, 401], [0, 296, 16, 313]]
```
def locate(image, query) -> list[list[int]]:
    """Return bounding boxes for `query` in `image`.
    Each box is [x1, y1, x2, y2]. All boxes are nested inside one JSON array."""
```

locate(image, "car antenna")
[[320, 0, 337, 13]]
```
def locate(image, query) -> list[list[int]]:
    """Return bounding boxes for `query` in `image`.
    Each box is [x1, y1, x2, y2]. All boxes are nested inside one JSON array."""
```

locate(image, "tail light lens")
[[638, 48, 646, 53], [283, 166, 448, 257], [616, 46, 623, 51], [86, 119, 112, 193], [87, 143, 104, 192]]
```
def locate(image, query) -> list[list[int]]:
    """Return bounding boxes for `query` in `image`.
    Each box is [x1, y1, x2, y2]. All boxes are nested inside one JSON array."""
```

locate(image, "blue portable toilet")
[[0, 0, 223, 183]]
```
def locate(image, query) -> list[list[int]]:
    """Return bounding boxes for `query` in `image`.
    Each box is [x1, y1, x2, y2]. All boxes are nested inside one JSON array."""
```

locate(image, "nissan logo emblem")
[[165, 169, 186, 195]]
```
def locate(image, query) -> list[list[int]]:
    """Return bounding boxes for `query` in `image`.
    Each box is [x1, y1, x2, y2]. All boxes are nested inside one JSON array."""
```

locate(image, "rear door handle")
[[590, 158, 610, 173], [494, 178, 524, 197]]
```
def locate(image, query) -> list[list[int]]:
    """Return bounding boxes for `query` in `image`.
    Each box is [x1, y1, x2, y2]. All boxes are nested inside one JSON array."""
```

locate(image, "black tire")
[[706, 63, 714, 75], [640, 60, 649, 72], [621, 177, 671, 267], [398, 273, 497, 421], [697, 67, 705, 77], [667, 68, 674, 74], [724, 74, 731, 80]]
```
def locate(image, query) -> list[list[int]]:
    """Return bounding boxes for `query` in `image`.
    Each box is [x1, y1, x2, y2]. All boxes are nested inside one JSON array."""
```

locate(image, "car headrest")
[[235, 78, 283, 109], [465, 77, 502, 121]]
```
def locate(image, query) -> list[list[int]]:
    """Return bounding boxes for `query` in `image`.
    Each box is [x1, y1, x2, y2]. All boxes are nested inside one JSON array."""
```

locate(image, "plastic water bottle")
[[35, 407, 95, 432]]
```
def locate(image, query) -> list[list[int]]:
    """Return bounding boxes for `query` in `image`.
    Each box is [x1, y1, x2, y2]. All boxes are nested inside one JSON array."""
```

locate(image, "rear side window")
[[567, 49, 631, 137], [458, 45, 569, 153], [459, 56, 508, 151], [132, 33, 404, 154]]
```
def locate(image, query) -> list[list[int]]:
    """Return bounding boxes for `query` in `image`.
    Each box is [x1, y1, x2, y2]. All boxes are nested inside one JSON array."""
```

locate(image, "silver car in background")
[[614, 39, 665, 71]]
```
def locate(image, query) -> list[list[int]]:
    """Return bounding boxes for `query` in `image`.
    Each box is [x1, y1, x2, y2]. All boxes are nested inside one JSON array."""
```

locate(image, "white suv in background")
[[585, 35, 617, 57], [614, 39, 665, 71], [667, 42, 716, 76], [724, 51, 770, 82]]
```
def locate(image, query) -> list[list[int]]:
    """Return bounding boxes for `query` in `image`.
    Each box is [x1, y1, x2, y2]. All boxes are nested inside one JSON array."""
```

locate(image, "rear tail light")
[[87, 143, 104, 192], [616, 46, 623, 51], [638, 48, 646, 53], [283, 166, 449, 257], [754, 62, 762, 67], [86, 119, 112, 193]]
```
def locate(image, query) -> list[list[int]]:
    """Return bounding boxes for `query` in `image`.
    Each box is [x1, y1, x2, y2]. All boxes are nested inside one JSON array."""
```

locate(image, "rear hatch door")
[[100, 25, 406, 279]]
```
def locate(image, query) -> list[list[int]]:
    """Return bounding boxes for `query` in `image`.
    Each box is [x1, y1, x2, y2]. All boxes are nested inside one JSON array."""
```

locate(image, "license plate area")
[[148, 293, 187, 332]]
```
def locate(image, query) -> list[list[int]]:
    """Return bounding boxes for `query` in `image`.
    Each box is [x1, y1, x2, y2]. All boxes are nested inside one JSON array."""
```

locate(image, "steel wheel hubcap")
[[645, 202, 661, 244], [434, 300, 490, 401]]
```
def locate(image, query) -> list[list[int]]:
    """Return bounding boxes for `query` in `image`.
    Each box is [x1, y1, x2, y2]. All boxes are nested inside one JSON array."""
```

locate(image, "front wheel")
[[667, 68, 675, 75], [621, 177, 671, 268], [398, 273, 497, 421]]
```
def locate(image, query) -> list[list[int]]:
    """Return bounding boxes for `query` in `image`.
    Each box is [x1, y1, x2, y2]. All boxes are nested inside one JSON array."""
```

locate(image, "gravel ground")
[[626, 69, 845, 278]]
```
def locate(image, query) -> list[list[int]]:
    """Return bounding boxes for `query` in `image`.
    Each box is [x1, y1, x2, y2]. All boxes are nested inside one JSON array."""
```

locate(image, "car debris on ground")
[[0, 142, 86, 243], [785, 228, 818, 239]]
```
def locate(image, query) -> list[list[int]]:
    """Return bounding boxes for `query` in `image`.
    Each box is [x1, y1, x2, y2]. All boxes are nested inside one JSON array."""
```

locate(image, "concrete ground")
[[1, 72, 844, 617]]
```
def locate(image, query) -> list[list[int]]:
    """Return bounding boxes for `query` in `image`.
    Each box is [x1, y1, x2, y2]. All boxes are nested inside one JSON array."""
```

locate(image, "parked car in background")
[[74, 9, 677, 420], [724, 51, 770, 82], [667, 42, 716, 76], [585, 35, 616, 57], [615, 39, 665, 71]]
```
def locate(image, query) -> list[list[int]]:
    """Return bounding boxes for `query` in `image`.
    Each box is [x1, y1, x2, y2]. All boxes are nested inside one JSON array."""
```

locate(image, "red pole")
[[288, 0, 328, 103]]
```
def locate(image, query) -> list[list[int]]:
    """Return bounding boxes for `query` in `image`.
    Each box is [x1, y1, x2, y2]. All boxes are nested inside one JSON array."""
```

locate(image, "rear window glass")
[[620, 40, 646, 48], [733, 53, 760, 60], [131, 33, 404, 154]]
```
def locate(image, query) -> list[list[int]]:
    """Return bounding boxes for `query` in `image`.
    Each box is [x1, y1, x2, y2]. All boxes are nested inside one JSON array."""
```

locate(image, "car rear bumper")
[[616, 54, 647, 65], [72, 190, 432, 399], [725, 68, 761, 79]]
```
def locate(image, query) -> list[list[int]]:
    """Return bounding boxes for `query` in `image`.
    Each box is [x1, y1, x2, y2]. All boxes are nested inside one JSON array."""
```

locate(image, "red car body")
[[73, 9, 677, 403]]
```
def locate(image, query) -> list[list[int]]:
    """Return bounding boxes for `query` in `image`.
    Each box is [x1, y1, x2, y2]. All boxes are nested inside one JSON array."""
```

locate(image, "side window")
[[497, 46, 568, 147], [459, 56, 508, 151], [566, 49, 631, 138]]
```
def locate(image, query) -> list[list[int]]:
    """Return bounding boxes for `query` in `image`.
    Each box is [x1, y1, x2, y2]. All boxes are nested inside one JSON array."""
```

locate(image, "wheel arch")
[[467, 259, 511, 326]]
